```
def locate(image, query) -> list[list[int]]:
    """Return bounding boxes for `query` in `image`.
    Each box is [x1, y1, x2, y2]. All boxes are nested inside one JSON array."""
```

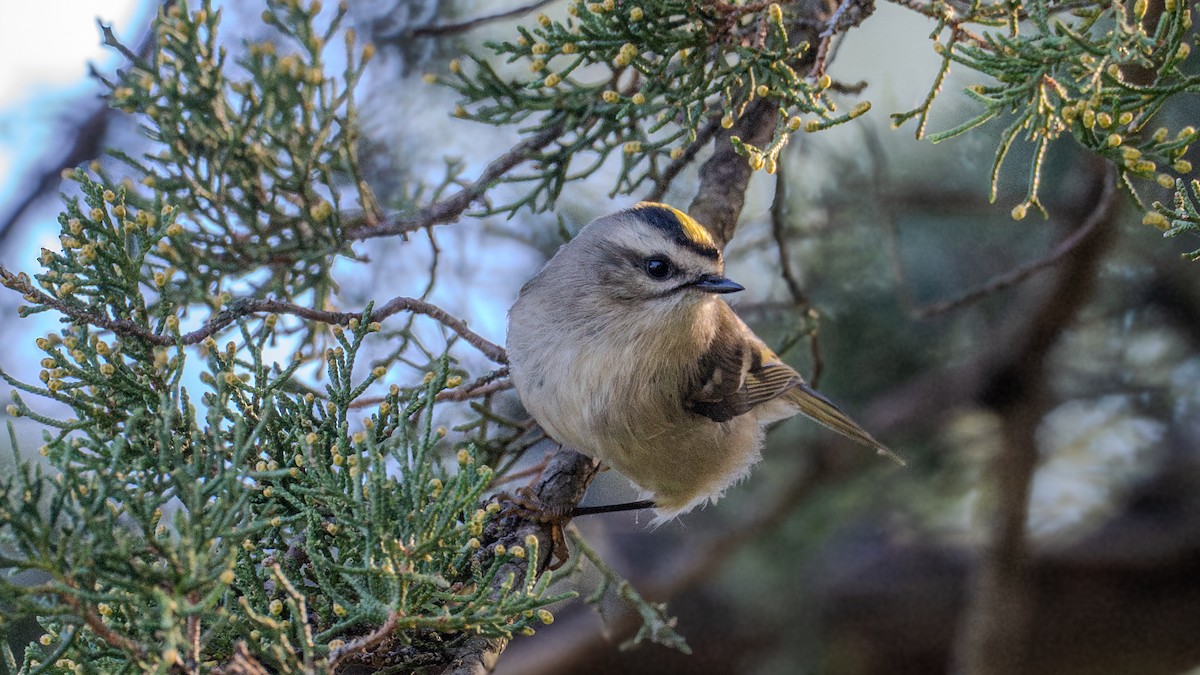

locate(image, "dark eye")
[[644, 257, 673, 279]]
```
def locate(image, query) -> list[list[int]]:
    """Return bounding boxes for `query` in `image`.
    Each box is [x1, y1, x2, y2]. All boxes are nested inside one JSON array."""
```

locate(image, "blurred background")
[[2, 2, 1199, 674]]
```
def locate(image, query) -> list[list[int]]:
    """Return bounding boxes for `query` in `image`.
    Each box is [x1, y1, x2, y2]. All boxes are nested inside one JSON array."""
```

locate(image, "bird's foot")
[[492, 486, 572, 570]]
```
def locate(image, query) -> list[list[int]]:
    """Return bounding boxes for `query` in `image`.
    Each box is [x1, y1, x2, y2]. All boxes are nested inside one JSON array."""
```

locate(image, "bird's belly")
[[536, 365, 764, 514], [602, 415, 764, 515], [513, 331, 764, 516]]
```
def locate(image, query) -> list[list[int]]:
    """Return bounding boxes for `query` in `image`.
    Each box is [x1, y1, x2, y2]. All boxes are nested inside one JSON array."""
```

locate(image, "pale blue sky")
[[0, 1, 147, 222]]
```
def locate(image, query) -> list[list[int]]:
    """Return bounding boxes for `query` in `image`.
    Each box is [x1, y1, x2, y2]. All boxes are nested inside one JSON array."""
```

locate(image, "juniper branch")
[[349, 369, 512, 408], [0, 266, 507, 363], [61, 593, 146, 659], [328, 610, 400, 670], [345, 125, 565, 241]]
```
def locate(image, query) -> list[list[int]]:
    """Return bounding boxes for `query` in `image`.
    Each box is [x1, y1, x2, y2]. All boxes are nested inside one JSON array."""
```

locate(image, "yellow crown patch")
[[633, 202, 716, 249]]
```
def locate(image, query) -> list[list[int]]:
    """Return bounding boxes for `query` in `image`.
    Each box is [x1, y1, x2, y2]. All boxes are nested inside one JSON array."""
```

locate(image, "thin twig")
[[351, 374, 512, 409], [402, 0, 558, 38], [98, 20, 142, 63], [61, 593, 146, 658], [451, 367, 511, 396], [827, 79, 868, 94], [885, 0, 989, 45], [489, 453, 550, 488], [914, 177, 1118, 319], [329, 611, 400, 670], [440, 379, 513, 401], [186, 614, 201, 673], [768, 164, 824, 386], [212, 643, 270, 675], [810, 0, 874, 77], [345, 126, 564, 241], [769, 162, 808, 305], [0, 268, 507, 363]]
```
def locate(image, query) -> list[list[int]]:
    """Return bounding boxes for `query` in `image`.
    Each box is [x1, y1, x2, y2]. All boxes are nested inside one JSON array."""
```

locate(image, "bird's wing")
[[686, 312, 801, 423], [687, 308, 907, 466]]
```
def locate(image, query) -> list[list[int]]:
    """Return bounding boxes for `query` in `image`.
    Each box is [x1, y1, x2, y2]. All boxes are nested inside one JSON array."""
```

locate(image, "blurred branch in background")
[[403, 0, 559, 39], [956, 160, 1118, 675], [0, 4, 173, 247]]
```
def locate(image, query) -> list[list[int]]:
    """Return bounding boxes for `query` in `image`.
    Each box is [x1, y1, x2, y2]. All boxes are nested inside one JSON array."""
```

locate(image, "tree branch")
[[400, 0, 559, 38], [0, 268, 507, 363], [464, 447, 603, 672], [345, 126, 564, 242], [913, 177, 1118, 318], [769, 162, 808, 305], [687, 97, 779, 248]]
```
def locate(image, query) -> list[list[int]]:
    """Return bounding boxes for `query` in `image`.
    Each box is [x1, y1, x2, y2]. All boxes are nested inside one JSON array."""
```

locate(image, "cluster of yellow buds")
[[1143, 211, 1171, 231], [468, 508, 487, 536], [745, 148, 779, 174], [614, 42, 638, 67]]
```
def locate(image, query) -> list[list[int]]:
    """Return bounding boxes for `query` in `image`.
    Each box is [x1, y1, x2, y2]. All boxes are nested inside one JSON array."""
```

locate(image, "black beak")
[[691, 274, 744, 294]]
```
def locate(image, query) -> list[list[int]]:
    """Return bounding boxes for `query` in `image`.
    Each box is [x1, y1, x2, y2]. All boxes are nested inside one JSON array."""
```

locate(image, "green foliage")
[[891, 0, 1199, 232], [0, 175, 568, 671], [0, 1, 574, 670], [105, 0, 379, 309], [443, 0, 868, 213], [1150, 176, 1200, 256], [572, 529, 690, 654]]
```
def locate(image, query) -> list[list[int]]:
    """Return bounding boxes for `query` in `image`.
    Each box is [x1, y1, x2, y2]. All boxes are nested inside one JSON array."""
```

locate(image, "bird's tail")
[[785, 383, 907, 467]]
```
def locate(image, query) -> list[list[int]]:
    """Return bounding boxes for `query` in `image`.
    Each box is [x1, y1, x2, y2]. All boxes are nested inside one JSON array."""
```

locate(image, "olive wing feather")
[[686, 313, 801, 423]]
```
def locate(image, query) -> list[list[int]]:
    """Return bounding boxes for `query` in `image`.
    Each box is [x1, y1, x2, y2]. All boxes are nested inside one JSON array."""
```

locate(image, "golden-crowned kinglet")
[[507, 202, 902, 522]]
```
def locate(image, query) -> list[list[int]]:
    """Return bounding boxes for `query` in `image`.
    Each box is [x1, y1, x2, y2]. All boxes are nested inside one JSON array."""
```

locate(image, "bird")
[[506, 202, 902, 523]]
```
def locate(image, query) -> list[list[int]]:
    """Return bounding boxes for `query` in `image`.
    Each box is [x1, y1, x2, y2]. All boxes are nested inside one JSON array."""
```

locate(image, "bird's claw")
[[491, 487, 572, 570]]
